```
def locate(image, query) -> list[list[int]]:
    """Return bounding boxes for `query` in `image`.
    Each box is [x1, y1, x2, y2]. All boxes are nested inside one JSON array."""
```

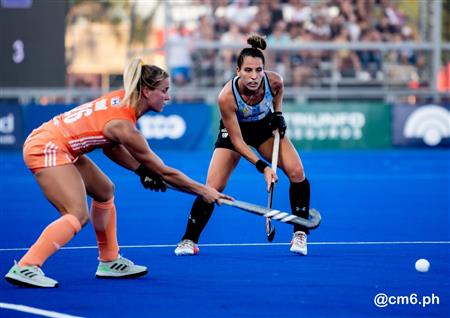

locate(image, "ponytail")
[[121, 58, 143, 108], [121, 58, 169, 109]]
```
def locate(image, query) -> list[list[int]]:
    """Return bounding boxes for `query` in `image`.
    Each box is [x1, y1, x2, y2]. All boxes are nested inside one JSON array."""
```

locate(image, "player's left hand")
[[271, 111, 287, 138], [134, 164, 167, 192]]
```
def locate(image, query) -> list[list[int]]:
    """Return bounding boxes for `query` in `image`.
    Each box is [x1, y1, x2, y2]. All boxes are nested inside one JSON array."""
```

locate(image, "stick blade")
[[267, 227, 276, 242], [221, 199, 321, 229]]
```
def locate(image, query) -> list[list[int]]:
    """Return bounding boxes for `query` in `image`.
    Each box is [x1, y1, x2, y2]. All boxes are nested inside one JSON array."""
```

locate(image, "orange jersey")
[[23, 90, 136, 171], [39, 89, 136, 157]]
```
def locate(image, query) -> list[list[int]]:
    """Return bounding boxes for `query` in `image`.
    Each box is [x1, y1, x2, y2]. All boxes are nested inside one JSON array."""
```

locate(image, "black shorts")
[[214, 113, 274, 151]]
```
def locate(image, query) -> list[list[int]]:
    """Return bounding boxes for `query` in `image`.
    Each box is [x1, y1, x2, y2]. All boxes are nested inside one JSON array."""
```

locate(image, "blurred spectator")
[[437, 63, 450, 93], [254, 4, 273, 36], [385, 31, 419, 86], [354, 0, 375, 24], [399, 26, 419, 64], [375, 15, 399, 41], [265, 0, 285, 30], [339, 0, 361, 42], [225, 0, 257, 30], [192, 15, 217, 86], [312, 0, 331, 20], [346, 14, 362, 42], [247, 20, 262, 36], [357, 28, 383, 80], [267, 20, 291, 77], [283, 0, 311, 24], [167, 24, 193, 86], [308, 15, 331, 41], [333, 27, 362, 79], [214, 15, 230, 40], [383, 0, 407, 29], [180, 0, 425, 88], [415, 53, 430, 88], [289, 23, 315, 86], [339, 0, 356, 22], [220, 22, 245, 82], [329, 14, 344, 39]]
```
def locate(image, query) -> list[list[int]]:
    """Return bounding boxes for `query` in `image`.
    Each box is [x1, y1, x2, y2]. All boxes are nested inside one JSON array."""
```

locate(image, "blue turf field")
[[0, 149, 449, 317]]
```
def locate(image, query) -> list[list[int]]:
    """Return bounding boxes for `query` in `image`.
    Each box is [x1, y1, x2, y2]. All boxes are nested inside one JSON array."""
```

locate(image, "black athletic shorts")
[[214, 113, 274, 151]]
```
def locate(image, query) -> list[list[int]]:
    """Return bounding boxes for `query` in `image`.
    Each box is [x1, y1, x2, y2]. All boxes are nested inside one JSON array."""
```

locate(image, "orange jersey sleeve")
[[40, 90, 136, 157]]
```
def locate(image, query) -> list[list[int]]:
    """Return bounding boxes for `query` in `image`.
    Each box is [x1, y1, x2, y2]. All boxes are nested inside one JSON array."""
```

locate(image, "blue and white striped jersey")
[[232, 73, 274, 123]]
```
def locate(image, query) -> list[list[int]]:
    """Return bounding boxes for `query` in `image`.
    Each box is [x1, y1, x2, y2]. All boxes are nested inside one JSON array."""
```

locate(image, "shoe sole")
[[5, 275, 58, 288], [290, 249, 307, 256], [95, 269, 148, 279], [174, 251, 198, 256], [174, 247, 199, 256]]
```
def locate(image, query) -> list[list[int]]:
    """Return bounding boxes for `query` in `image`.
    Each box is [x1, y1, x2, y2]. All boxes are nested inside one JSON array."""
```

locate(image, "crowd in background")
[[166, 0, 427, 89]]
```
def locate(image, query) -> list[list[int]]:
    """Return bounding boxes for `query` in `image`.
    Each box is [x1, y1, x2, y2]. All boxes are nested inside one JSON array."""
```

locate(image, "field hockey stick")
[[265, 129, 280, 242], [220, 198, 321, 229], [163, 183, 322, 229]]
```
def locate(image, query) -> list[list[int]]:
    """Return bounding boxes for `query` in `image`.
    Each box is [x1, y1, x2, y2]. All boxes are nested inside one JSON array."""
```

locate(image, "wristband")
[[134, 164, 145, 176], [255, 160, 268, 173]]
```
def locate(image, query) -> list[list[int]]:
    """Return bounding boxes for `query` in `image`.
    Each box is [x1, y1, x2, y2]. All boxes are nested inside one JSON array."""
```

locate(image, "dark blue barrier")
[[9, 101, 450, 151], [137, 103, 212, 150], [1, 102, 213, 151], [22, 103, 75, 137], [393, 104, 450, 148], [0, 104, 24, 150]]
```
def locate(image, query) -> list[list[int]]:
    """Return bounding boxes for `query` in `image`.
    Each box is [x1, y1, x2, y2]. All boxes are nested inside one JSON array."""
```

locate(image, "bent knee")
[[205, 178, 226, 192], [78, 214, 89, 226], [92, 181, 115, 202], [62, 211, 89, 227], [286, 166, 305, 183]]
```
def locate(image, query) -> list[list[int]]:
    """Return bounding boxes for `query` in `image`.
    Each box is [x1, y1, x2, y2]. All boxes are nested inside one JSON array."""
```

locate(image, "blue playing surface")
[[0, 149, 449, 317]]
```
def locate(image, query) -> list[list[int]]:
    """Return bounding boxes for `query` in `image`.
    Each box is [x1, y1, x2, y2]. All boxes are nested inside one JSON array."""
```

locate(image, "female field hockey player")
[[175, 34, 312, 256], [4, 58, 231, 288]]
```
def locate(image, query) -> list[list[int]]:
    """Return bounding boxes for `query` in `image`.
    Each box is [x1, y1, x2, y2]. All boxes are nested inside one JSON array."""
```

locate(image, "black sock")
[[289, 178, 310, 234], [181, 197, 215, 243]]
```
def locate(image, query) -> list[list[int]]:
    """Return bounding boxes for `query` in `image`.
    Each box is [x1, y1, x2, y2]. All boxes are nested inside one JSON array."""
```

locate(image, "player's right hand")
[[263, 167, 278, 192], [200, 186, 234, 204]]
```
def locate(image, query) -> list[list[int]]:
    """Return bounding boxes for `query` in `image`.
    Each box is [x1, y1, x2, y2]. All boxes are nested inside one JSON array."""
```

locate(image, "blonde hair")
[[121, 58, 169, 109]]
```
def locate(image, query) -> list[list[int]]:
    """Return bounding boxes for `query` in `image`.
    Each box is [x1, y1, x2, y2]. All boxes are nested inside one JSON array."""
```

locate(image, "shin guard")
[[289, 178, 311, 234], [182, 197, 215, 243]]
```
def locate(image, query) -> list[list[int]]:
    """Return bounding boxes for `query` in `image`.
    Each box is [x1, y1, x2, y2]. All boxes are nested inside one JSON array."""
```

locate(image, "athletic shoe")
[[174, 239, 199, 256], [96, 255, 148, 278], [290, 231, 307, 255], [4, 261, 58, 288]]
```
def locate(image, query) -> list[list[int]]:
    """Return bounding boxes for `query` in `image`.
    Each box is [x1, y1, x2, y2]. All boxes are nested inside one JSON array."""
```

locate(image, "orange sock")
[[19, 214, 81, 267], [90, 197, 119, 262]]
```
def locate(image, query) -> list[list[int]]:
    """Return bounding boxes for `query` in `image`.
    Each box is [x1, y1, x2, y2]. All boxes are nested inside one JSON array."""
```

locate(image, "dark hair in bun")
[[237, 34, 266, 68]]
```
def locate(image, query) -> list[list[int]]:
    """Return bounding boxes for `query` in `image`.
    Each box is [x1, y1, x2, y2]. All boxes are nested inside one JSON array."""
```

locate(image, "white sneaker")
[[290, 231, 307, 255], [4, 261, 58, 288], [174, 239, 199, 256], [96, 255, 148, 278]]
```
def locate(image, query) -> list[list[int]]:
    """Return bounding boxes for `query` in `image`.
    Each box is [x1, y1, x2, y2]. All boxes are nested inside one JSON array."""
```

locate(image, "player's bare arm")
[[266, 71, 284, 112], [218, 84, 277, 187], [103, 143, 140, 171], [103, 119, 230, 203]]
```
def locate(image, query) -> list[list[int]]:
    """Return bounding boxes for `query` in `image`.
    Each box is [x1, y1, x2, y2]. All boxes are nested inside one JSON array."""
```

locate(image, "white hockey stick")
[[265, 129, 280, 241]]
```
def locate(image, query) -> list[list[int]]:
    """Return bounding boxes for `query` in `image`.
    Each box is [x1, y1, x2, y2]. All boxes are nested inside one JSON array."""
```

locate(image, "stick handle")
[[271, 129, 280, 174], [265, 129, 280, 239], [268, 129, 280, 206]]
